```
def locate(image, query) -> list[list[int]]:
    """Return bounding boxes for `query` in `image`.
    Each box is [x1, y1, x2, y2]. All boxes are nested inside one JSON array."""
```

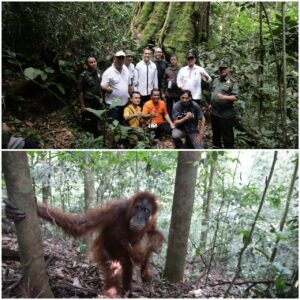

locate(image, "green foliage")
[[203, 2, 298, 148]]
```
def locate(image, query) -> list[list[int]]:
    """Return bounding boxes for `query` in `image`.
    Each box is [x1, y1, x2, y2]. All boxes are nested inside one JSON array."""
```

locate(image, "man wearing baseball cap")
[[101, 50, 131, 124], [125, 50, 135, 86], [209, 59, 239, 148], [177, 50, 211, 106]]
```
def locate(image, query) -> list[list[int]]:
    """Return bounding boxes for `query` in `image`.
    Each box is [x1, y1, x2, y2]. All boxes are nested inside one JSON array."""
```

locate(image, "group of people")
[[78, 48, 239, 149]]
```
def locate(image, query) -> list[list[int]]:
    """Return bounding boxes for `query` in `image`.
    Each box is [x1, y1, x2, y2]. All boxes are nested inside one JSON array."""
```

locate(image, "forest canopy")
[[2, 2, 298, 149]]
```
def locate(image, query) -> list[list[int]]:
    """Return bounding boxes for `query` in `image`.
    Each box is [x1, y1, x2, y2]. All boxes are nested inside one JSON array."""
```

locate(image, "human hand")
[[185, 112, 194, 120], [136, 112, 143, 118], [200, 72, 208, 80], [194, 134, 202, 144], [2, 123, 12, 132], [170, 123, 175, 129], [106, 86, 113, 93]]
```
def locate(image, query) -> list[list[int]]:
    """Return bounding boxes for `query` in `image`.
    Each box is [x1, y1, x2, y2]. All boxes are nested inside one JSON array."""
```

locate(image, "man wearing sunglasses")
[[209, 59, 239, 149]]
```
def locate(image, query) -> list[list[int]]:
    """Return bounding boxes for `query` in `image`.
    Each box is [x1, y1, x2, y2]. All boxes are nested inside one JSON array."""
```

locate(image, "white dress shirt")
[[101, 64, 130, 106], [134, 60, 158, 96], [177, 65, 211, 100]]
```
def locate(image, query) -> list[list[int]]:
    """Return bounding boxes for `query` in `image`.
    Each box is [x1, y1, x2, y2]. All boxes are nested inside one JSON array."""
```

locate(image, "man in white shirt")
[[134, 48, 158, 107], [177, 51, 211, 106], [101, 51, 131, 124]]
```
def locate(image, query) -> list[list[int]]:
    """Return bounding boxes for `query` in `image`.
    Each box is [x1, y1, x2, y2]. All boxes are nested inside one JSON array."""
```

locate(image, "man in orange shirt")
[[142, 88, 175, 137]]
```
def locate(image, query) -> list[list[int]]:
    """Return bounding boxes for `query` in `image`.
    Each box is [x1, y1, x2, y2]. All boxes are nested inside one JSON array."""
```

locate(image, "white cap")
[[115, 51, 126, 57], [154, 47, 163, 52]]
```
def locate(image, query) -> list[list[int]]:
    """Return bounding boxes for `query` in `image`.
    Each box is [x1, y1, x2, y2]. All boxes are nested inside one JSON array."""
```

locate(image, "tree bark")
[[131, 2, 210, 64], [164, 151, 200, 282], [2, 152, 54, 298]]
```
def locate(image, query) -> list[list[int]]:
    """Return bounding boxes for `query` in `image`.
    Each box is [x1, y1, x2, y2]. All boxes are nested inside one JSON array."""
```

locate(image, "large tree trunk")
[[2, 152, 54, 298], [164, 151, 200, 282], [131, 2, 210, 64]]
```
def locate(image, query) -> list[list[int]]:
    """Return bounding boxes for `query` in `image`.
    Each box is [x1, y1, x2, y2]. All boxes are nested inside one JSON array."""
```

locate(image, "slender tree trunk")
[[83, 154, 95, 244], [270, 154, 298, 262], [200, 156, 217, 251], [135, 152, 139, 191], [258, 3, 264, 130], [84, 168, 95, 212], [281, 2, 287, 146], [3, 152, 54, 298], [261, 4, 282, 134], [164, 151, 200, 282], [205, 179, 225, 286], [42, 152, 52, 205], [224, 151, 278, 297]]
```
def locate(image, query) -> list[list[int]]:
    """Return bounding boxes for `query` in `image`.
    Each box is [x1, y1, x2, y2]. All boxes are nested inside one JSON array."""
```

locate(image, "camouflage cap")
[[218, 59, 230, 68], [125, 50, 135, 57]]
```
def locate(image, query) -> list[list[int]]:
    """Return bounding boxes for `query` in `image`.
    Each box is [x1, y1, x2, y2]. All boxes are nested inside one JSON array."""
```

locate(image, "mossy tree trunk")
[[131, 2, 210, 64], [2, 152, 54, 298]]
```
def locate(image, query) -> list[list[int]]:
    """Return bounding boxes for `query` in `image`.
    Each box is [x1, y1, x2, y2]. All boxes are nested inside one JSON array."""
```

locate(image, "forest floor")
[[3, 110, 215, 149], [3, 230, 259, 298]]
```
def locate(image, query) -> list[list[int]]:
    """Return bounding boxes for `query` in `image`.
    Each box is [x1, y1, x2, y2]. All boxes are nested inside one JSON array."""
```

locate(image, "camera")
[[148, 123, 158, 129]]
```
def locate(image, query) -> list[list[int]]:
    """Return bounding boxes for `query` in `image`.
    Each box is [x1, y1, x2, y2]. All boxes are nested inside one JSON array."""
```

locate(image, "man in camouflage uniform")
[[78, 56, 102, 137], [209, 59, 239, 148]]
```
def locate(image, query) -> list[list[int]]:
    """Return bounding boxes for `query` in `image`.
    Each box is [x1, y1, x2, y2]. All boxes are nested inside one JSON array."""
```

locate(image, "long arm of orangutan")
[[38, 202, 123, 237], [5, 197, 121, 238]]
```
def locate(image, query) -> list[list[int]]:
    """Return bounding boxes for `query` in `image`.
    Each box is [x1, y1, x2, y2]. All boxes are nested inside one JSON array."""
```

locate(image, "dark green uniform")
[[210, 75, 239, 148], [211, 75, 239, 118], [78, 69, 102, 136]]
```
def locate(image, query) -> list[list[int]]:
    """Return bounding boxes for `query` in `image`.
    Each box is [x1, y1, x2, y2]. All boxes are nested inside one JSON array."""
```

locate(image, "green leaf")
[[54, 83, 65, 95], [64, 70, 77, 82], [40, 73, 48, 81], [110, 98, 123, 108], [24, 67, 43, 80], [242, 229, 251, 245], [58, 59, 69, 68], [85, 108, 107, 118], [275, 276, 287, 294], [45, 67, 55, 74]]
